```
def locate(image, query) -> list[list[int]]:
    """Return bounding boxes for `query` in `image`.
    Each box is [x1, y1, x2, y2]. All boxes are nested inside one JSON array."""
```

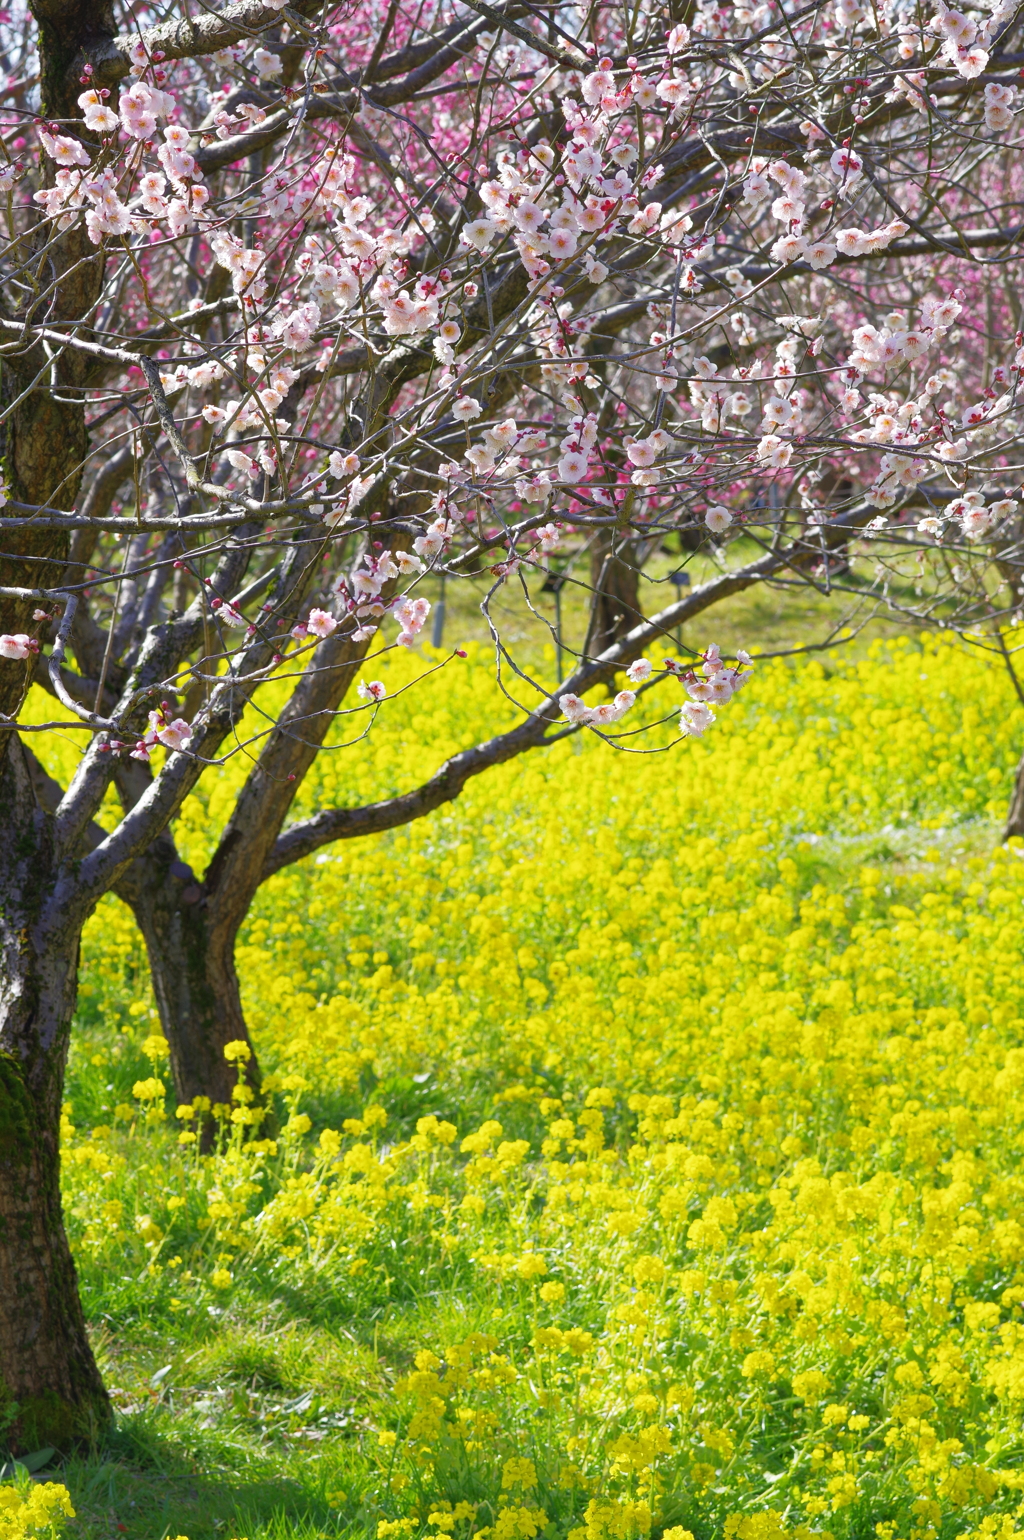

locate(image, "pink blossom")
[[307, 608, 338, 639], [393, 596, 430, 646], [626, 438, 658, 468], [156, 718, 193, 753], [39, 129, 90, 167], [558, 450, 588, 483], [0, 633, 35, 660], [358, 679, 386, 701]]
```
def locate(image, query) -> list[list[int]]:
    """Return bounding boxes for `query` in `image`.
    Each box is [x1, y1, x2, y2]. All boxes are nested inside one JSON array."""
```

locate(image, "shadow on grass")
[[57, 1411, 375, 1540]]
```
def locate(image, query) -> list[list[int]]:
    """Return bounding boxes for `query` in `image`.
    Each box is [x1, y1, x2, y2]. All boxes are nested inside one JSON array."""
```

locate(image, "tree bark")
[[0, 0, 113, 721], [123, 841, 262, 1120], [1005, 751, 1024, 841], [585, 530, 643, 657], [0, 740, 111, 1450]]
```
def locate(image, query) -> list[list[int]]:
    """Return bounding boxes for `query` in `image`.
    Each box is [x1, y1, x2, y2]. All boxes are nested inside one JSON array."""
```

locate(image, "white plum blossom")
[[225, 449, 258, 478], [960, 508, 992, 540], [78, 90, 119, 134], [253, 47, 282, 77], [558, 449, 588, 482], [757, 435, 793, 468], [836, 228, 867, 256], [39, 129, 90, 167], [830, 147, 864, 182], [357, 679, 386, 702], [559, 689, 637, 727], [413, 517, 453, 560], [770, 233, 807, 265], [461, 218, 498, 251], [273, 302, 321, 352], [985, 81, 1015, 130], [625, 438, 658, 468], [705, 505, 733, 532], [680, 700, 716, 736], [0, 633, 35, 660], [328, 451, 360, 478], [805, 239, 837, 270], [213, 600, 247, 627], [626, 658, 653, 683]]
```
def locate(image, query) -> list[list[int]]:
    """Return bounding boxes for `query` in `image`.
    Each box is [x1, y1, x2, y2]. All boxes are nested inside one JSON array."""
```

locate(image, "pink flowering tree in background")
[[1, 0, 1024, 1445]]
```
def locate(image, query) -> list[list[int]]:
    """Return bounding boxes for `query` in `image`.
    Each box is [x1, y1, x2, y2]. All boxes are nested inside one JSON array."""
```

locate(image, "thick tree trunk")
[[0, 0, 114, 722], [1005, 751, 1024, 841], [0, 741, 111, 1450]]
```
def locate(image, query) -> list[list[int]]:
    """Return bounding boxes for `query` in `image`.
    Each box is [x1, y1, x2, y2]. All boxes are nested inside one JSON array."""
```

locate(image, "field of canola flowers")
[[11, 632, 1024, 1540]]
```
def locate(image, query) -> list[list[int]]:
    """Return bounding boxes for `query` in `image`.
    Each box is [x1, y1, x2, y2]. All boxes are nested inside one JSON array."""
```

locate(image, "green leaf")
[[19, 1448, 56, 1474]]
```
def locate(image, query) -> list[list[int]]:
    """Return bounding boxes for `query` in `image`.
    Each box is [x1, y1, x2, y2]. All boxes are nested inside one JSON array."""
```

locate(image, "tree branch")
[[262, 505, 874, 878], [83, 0, 329, 86]]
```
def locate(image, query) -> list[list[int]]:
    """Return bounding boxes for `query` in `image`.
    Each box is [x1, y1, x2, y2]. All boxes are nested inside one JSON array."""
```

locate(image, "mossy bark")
[[0, 742, 112, 1450]]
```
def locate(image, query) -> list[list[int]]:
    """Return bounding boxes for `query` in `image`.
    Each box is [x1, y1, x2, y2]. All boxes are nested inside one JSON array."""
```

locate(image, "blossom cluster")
[[560, 646, 752, 738]]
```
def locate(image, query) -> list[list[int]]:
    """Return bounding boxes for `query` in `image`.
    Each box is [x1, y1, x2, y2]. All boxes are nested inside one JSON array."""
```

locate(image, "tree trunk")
[[0, 741, 111, 1450], [119, 544, 401, 1115], [1005, 751, 1024, 841], [123, 842, 262, 1129], [586, 531, 643, 657]]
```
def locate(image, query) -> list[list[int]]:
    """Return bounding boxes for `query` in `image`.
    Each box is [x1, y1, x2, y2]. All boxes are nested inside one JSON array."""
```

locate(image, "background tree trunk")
[[0, 740, 111, 1450], [1005, 752, 1024, 841], [123, 841, 262, 1121], [585, 531, 643, 657]]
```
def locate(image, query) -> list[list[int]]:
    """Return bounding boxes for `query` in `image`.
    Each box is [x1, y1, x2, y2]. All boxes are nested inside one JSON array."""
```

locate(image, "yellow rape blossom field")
[[14, 633, 1024, 1540]]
